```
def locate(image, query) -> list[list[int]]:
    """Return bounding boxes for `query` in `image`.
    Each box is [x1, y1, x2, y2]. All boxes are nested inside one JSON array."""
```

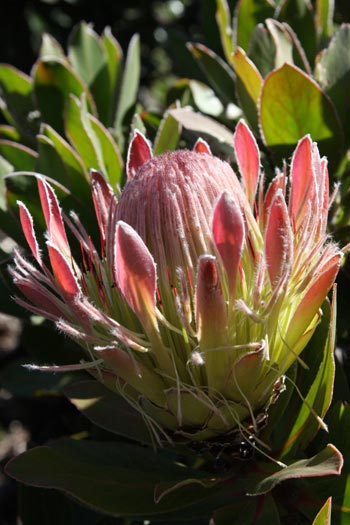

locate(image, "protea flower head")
[[11, 121, 343, 446]]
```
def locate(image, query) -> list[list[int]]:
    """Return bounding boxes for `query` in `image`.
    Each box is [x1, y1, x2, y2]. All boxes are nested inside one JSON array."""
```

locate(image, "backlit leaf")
[[260, 63, 343, 168]]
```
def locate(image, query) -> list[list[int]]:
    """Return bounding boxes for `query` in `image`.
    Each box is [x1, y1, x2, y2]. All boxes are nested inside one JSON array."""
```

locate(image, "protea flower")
[[10, 121, 342, 446]]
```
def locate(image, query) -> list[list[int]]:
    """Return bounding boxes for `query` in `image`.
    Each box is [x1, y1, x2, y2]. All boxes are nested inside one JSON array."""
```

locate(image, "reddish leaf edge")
[[247, 444, 343, 496]]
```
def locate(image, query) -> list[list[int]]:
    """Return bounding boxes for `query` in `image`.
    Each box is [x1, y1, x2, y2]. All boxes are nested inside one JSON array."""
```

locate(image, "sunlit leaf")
[[260, 63, 343, 168], [102, 27, 123, 126], [39, 33, 65, 60], [113, 34, 140, 140], [40, 124, 89, 188], [189, 80, 224, 117], [153, 108, 181, 155], [316, 0, 334, 43], [232, 47, 262, 133], [277, 0, 317, 64], [312, 497, 332, 525], [234, 0, 274, 51], [215, 0, 234, 62], [187, 42, 236, 104], [169, 107, 235, 158], [68, 22, 111, 125]]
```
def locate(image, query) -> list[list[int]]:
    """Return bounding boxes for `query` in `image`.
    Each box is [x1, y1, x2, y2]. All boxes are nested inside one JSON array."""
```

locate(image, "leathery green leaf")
[[232, 47, 262, 133], [5, 438, 221, 517], [33, 58, 96, 135], [153, 107, 181, 155], [0, 140, 37, 171], [40, 124, 88, 185], [213, 494, 280, 525], [315, 24, 350, 148], [187, 42, 236, 104], [316, 0, 334, 42], [260, 63, 343, 168], [313, 497, 332, 525], [0, 64, 36, 141], [113, 34, 140, 137], [279, 293, 335, 459], [65, 94, 122, 187], [215, 0, 234, 62], [234, 0, 274, 51], [102, 27, 123, 126], [248, 444, 343, 496], [169, 107, 235, 158], [64, 380, 152, 445], [39, 33, 65, 60], [68, 22, 111, 125], [277, 0, 317, 64]]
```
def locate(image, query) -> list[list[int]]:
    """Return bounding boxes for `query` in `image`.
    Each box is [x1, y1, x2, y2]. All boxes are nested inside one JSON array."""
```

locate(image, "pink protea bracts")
[[10, 121, 343, 444]]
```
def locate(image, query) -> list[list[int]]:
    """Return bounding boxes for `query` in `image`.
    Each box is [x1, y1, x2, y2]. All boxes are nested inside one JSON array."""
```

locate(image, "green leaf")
[[153, 108, 181, 155], [231, 47, 262, 133], [249, 24, 278, 78], [187, 42, 236, 105], [277, 0, 317, 65], [0, 154, 13, 178], [0, 64, 36, 142], [215, 0, 234, 62], [0, 124, 21, 141], [234, 0, 274, 51], [316, 0, 334, 43], [248, 444, 343, 496], [88, 115, 123, 187], [189, 80, 224, 117], [68, 22, 111, 126], [102, 27, 123, 127], [65, 95, 122, 187], [33, 58, 96, 135], [40, 124, 89, 189], [213, 494, 280, 525], [313, 497, 332, 525], [18, 484, 122, 525], [65, 95, 102, 172], [315, 24, 350, 149], [259, 63, 343, 169], [39, 33, 66, 60], [249, 20, 311, 77], [6, 438, 220, 517], [318, 402, 350, 473], [64, 380, 152, 445], [113, 34, 140, 139], [0, 140, 37, 171], [169, 107, 235, 158], [36, 135, 75, 190], [130, 112, 147, 136], [0, 358, 81, 398], [4, 172, 46, 236], [282, 295, 336, 459]]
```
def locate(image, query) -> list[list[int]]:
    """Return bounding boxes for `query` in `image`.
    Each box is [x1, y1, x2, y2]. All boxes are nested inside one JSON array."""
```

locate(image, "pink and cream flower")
[[10, 121, 342, 443]]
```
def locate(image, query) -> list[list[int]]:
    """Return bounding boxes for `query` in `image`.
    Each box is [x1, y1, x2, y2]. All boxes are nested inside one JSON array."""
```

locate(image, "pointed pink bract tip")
[[212, 191, 245, 295], [126, 130, 153, 180], [18, 201, 42, 265], [115, 220, 157, 320], [233, 119, 260, 206], [193, 138, 212, 155]]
